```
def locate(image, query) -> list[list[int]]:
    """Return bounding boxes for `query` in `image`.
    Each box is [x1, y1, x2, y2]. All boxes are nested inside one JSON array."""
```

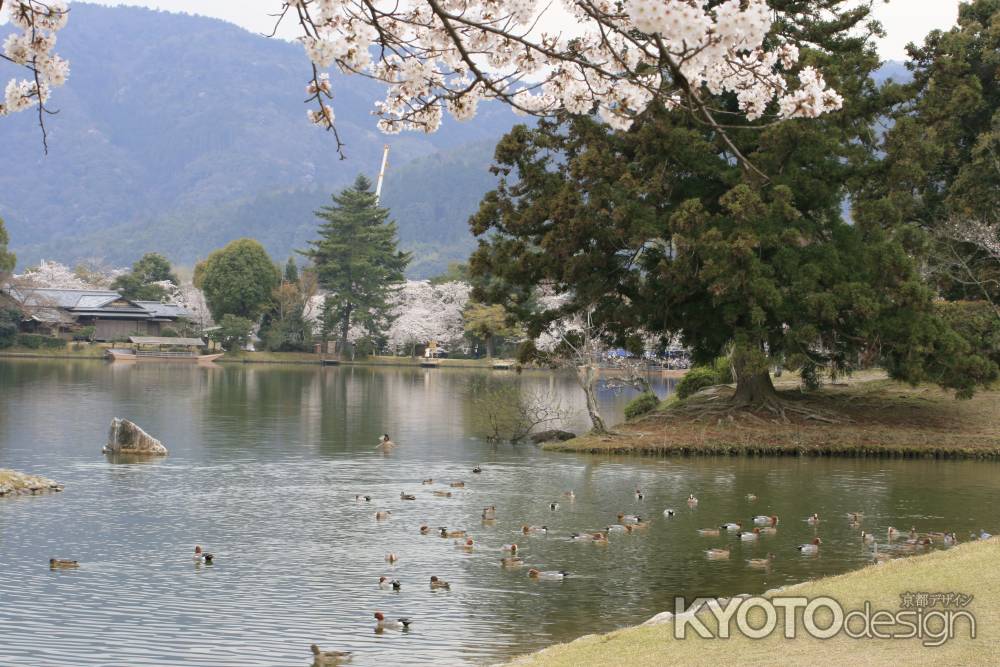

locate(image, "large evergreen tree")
[[301, 175, 411, 348], [111, 252, 179, 301], [470, 0, 998, 409], [0, 216, 14, 279], [198, 239, 280, 322]]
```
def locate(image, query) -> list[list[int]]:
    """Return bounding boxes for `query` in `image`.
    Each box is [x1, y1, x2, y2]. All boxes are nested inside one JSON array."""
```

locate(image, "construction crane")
[[374, 144, 390, 204]]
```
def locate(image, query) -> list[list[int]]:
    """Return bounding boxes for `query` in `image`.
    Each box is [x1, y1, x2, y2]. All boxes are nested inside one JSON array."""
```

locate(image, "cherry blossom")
[[0, 0, 70, 151]]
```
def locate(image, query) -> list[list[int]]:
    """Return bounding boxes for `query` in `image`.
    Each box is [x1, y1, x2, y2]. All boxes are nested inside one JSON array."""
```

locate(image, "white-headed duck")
[[310, 644, 352, 666], [806, 513, 820, 525], [528, 569, 566, 580], [429, 575, 450, 590], [705, 548, 730, 560], [687, 494, 699, 507], [374, 611, 411, 631], [797, 537, 822, 554], [747, 553, 775, 568]]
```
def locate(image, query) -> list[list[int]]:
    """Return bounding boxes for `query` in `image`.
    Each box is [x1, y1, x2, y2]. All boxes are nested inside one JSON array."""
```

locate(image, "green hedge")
[[624, 392, 660, 420], [15, 334, 66, 349], [676, 366, 720, 399]]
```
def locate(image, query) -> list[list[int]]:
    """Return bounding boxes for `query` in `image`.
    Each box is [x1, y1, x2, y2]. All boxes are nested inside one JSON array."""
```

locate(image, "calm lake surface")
[[1, 359, 998, 666]]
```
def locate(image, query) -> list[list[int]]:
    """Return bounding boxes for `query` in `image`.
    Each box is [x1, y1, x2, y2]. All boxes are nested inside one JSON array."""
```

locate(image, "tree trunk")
[[577, 364, 607, 433], [732, 369, 779, 407], [340, 303, 352, 356], [485, 335, 495, 359]]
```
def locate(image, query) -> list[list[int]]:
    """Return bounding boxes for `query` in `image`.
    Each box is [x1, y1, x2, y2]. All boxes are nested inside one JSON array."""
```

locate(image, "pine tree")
[[301, 175, 411, 349]]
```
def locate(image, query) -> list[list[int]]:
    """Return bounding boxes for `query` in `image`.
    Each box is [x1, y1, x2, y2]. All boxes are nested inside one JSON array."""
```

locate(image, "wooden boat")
[[106, 336, 223, 363]]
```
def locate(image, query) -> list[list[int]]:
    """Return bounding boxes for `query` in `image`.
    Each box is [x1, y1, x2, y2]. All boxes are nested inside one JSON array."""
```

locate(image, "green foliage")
[[463, 302, 520, 357], [200, 239, 280, 321], [0, 307, 20, 348], [300, 175, 411, 344], [15, 334, 66, 350], [72, 326, 96, 342], [208, 314, 254, 351], [429, 261, 470, 285], [159, 326, 179, 338], [676, 367, 721, 400], [624, 392, 659, 420], [936, 301, 1000, 369], [0, 216, 14, 278], [711, 356, 734, 384], [800, 361, 822, 392], [283, 257, 299, 284], [111, 252, 178, 301]]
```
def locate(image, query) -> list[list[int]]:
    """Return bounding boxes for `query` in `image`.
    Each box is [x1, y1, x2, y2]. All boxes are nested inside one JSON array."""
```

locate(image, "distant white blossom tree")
[[13, 259, 93, 289]]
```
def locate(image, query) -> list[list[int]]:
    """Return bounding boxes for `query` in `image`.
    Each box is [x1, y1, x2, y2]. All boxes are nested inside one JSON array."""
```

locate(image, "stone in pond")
[[103, 418, 168, 456], [0, 469, 64, 496], [529, 429, 576, 444]]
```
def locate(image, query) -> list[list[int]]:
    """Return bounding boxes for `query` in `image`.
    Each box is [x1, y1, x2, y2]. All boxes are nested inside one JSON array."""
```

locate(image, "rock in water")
[[103, 418, 168, 456], [529, 429, 576, 444], [0, 469, 64, 496]]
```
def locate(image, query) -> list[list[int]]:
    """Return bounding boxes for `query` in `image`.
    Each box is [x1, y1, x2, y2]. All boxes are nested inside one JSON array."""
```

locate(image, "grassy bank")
[[548, 372, 1000, 459], [509, 538, 1000, 666], [218, 351, 505, 368], [0, 468, 64, 496], [0, 344, 107, 359]]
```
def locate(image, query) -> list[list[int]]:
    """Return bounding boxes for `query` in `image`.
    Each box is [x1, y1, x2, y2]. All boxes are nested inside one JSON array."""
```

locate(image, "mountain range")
[[0, 4, 911, 278]]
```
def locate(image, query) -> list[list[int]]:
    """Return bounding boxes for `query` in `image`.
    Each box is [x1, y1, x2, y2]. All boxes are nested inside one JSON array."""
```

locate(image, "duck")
[[944, 532, 958, 546], [630, 520, 650, 531], [737, 528, 761, 541], [797, 537, 822, 554], [979, 529, 993, 540], [635, 489, 644, 501], [846, 512, 864, 522], [663, 509, 676, 518], [747, 553, 775, 568], [522, 525, 548, 535], [745, 493, 758, 502], [606, 524, 629, 534], [705, 548, 730, 560], [570, 532, 602, 541], [697, 528, 721, 537], [720, 522, 742, 532], [501, 543, 519, 553], [400, 493, 416, 501], [376, 434, 397, 450], [871, 542, 892, 563], [419, 524, 431, 535], [49, 558, 79, 569], [549, 502, 559, 511], [310, 644, 352, 666], [439, 528, 466, 538], [887, 526, 900, 540], [375, 511, 391, 520], [455, 538, 474, 552], [861, 531, 875, 544], [378, 576, 401, 590], [806, 513, 820, 525], [528, 569, 567, 580], [687, 494, 699, 507], [472, 466, 483, 474], [753, 515, 778, 527], [355, 495, 372, 502], [482, 506, 497, 520], [421, 478, 433, 485], [759, 525, 778, 535], [385, 553, 399, 563], [908, 526, 919, 540], [374, 611, 412, 631], [432, 490, 453, 498], [501, 556, 525, 567], [618, 513, 640, 525], [193, 545, 214, 565], [449, 481, 465, 488], [562, 490, 576, 499], [429, 575, 451, 590]]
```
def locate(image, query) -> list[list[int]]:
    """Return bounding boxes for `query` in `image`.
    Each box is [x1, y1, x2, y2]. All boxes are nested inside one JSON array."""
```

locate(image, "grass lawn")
[[509, 538, 1000, 666], [548, 371, 1000, 458]]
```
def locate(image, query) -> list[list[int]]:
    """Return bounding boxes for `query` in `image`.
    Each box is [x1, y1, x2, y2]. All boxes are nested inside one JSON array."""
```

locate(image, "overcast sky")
[[85, 0, 961, 61]]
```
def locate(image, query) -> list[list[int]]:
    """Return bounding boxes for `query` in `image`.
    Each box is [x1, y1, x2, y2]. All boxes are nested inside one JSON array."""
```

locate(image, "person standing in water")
[[376, 434, 397, 452]]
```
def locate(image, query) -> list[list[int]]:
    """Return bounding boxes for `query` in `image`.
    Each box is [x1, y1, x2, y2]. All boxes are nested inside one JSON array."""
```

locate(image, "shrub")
[[711, 356, 734, 383], [71, 326, 95, 342], [160, 326, 179, 338], [676, 366, 720, 399], [15, 334, 65, 350], [624, 392, 659, 420], [0, 307, 19, 349]]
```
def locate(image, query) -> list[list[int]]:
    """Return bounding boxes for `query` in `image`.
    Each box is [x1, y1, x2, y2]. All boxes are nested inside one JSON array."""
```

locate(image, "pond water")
[[1, 359, 997, 666]]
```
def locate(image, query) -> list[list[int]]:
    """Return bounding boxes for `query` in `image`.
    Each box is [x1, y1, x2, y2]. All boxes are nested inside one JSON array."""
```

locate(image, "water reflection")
[[0, 359, 996, 666]]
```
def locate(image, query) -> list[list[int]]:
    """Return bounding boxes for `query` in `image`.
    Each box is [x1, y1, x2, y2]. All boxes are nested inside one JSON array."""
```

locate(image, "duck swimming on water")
[[310, 644, 352, 666], [49, 558, 79, 569], [193, 546, 214, 564], [375, 434, 396, 451]]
